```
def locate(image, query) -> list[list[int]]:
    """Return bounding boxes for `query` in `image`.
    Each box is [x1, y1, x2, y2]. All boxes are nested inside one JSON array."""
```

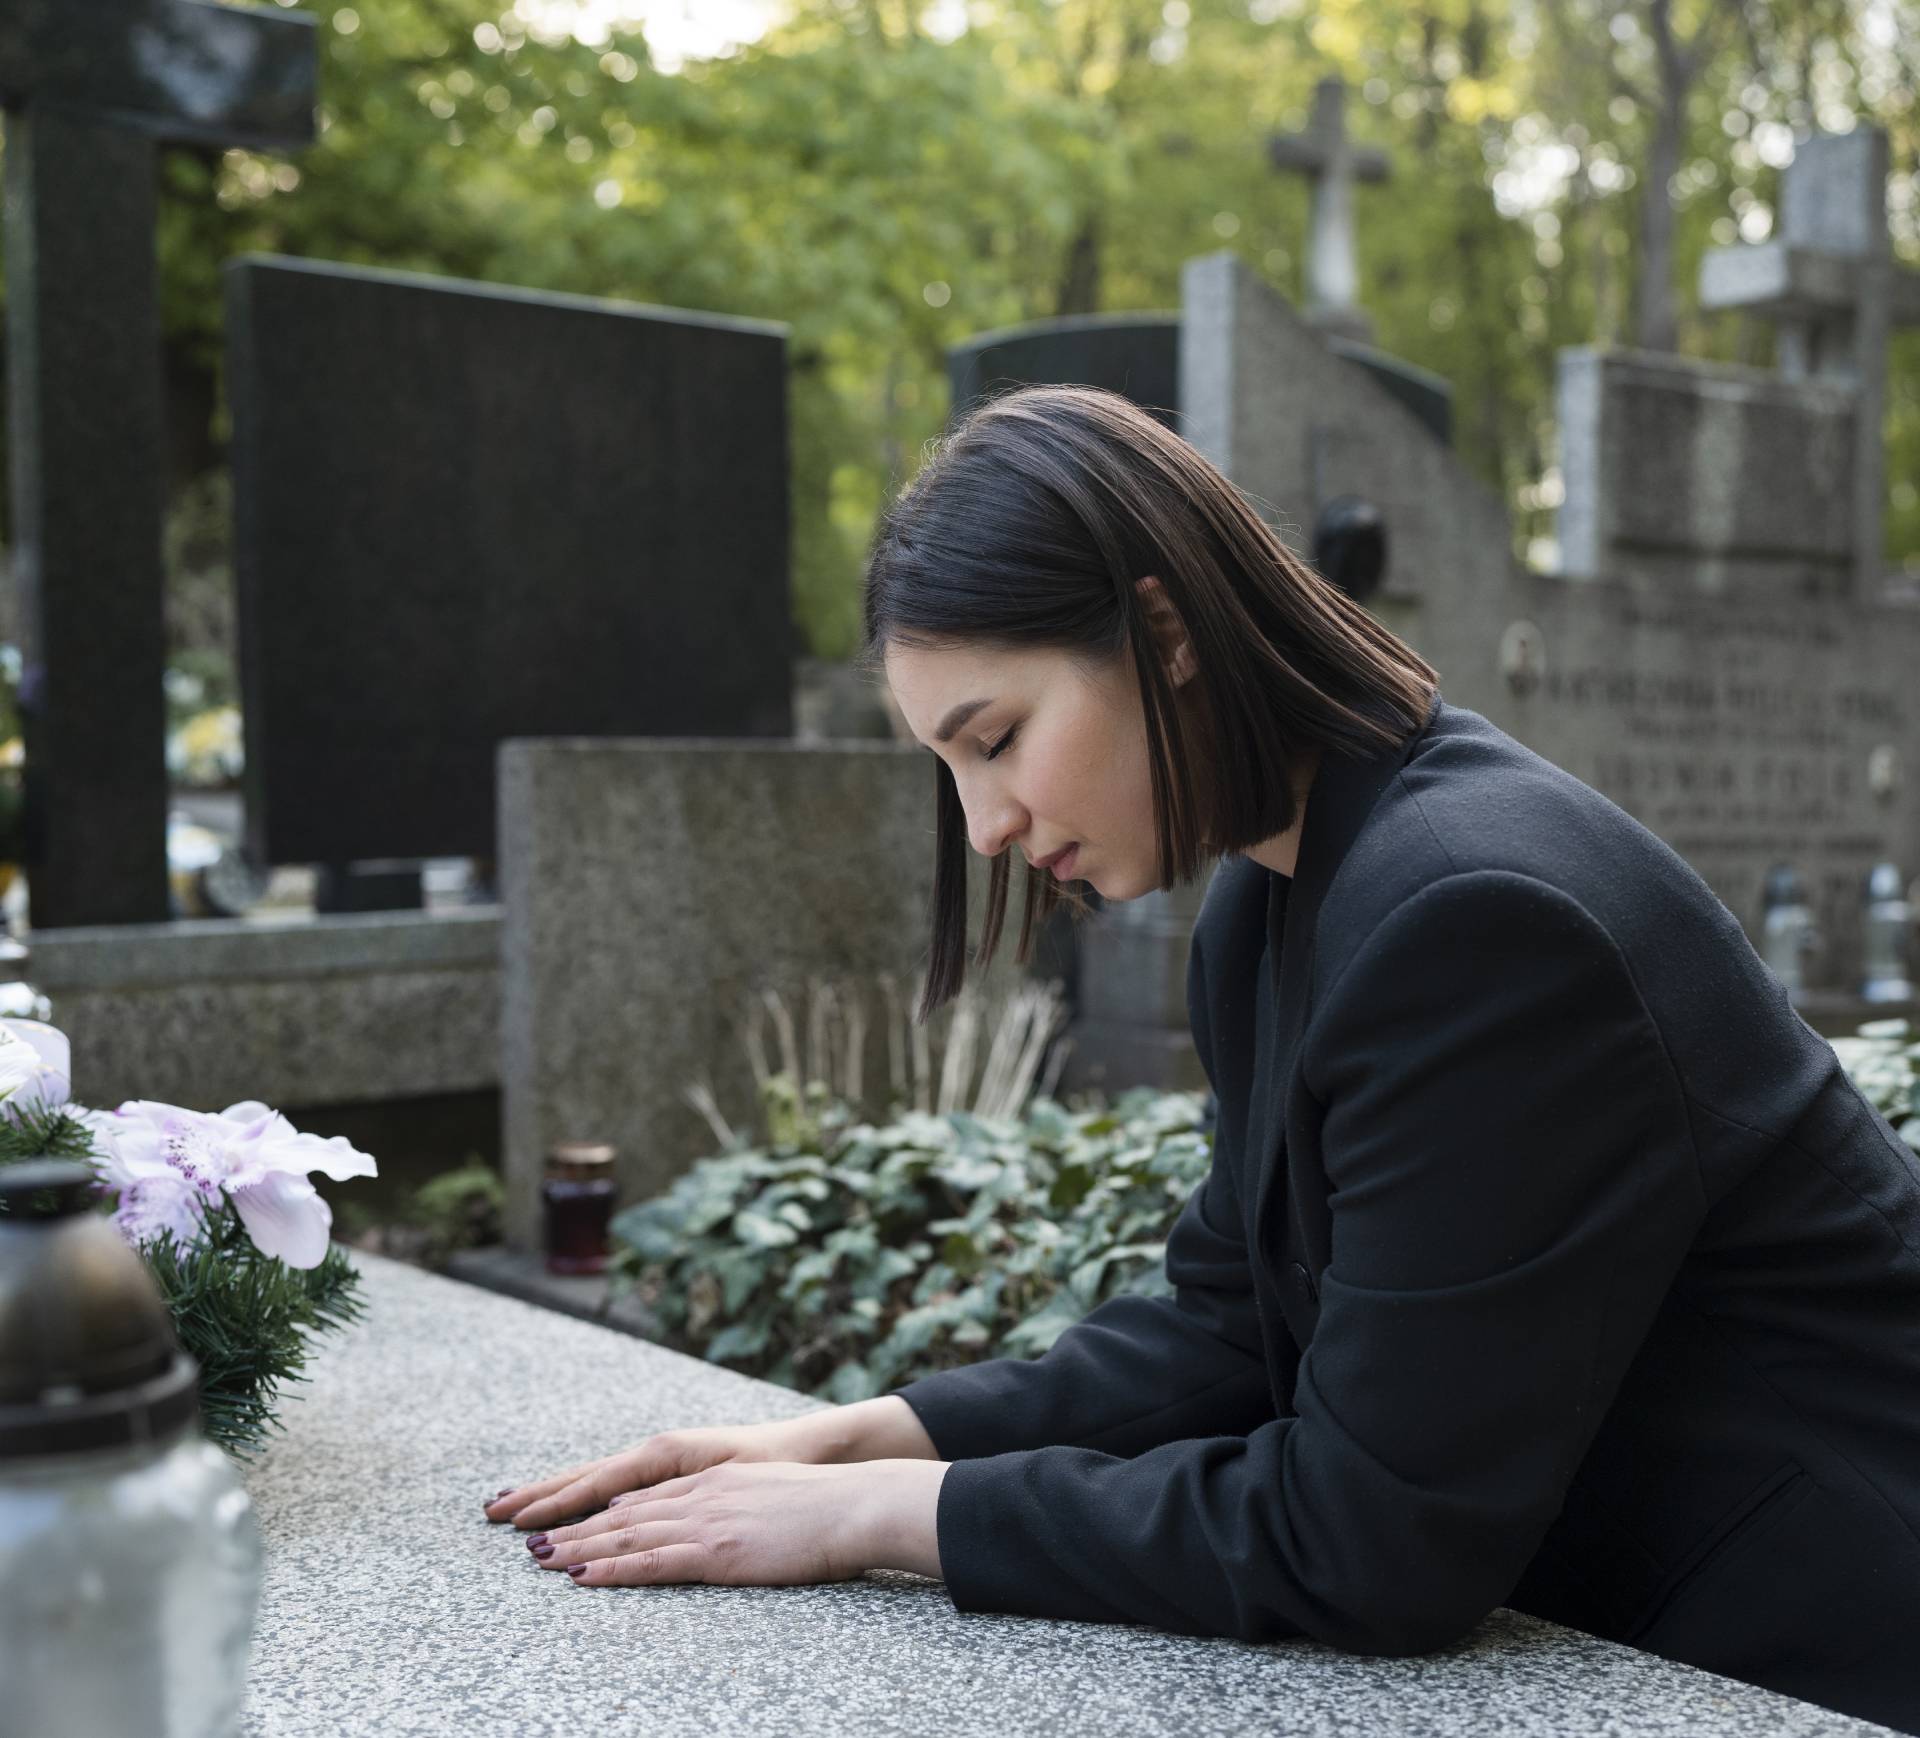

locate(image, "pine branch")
[[125, 1202, 367, 1459]]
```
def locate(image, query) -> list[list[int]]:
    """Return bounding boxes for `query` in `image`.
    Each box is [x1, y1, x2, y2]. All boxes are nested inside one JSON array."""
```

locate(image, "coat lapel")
[[1248, 694, 1444, 1316]]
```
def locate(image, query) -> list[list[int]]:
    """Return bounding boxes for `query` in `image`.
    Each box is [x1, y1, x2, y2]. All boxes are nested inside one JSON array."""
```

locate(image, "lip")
[[1033, 843, 1079, 878]]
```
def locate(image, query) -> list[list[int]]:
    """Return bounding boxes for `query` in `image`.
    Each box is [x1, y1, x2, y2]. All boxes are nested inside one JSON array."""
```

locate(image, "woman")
[[487, 386, 1920, 1732]]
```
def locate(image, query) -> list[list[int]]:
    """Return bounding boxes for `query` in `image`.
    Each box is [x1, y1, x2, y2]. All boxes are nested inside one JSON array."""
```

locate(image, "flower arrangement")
[[0, 1017, 376, 1456]]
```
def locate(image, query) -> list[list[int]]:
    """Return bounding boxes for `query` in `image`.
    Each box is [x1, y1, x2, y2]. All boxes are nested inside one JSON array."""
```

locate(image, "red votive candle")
[[542, 1141, 617, 1275]]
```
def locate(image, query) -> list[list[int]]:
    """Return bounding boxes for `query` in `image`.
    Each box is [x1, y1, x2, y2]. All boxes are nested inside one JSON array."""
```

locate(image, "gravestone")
[[950, 315, 1181, 429], [1698, 127, 1920, 600], [0, 0, 316, 926], [1181, 121, 1920, 1007], [1267, 76, 1391, 347], [226, 255, 793, 873], [497, 737, 1032, 1250]]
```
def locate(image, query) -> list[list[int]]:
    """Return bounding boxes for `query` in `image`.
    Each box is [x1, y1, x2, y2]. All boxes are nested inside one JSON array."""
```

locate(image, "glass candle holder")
[[542, 1142, 617, 1276]]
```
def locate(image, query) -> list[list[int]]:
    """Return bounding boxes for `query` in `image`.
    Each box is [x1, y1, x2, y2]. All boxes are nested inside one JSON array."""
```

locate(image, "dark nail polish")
[[526, 1533, 549, 1549], [533, 1543, 555, 1560], [567, 1565, 586, 1580]]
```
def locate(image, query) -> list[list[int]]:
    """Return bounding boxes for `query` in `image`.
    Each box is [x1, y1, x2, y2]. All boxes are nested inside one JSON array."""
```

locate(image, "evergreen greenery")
[[0, 1115, 366, 1459], [139, 1202, 366, 1459]]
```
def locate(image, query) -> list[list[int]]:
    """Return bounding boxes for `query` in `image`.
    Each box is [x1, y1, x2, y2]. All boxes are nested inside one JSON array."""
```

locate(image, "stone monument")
[[226, 255, 794, 885], [1266, 74, 1391, 347], [0, 0, 316, 926]]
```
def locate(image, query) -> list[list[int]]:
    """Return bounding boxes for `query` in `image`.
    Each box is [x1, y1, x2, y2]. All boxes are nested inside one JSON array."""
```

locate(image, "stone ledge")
[[27, 906, 501, 991], [442, 1242, 667, 1342]]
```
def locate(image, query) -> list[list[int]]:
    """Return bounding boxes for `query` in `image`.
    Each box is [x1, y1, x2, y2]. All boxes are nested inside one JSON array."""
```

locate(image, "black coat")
[[893, 693, 1920, 1733]]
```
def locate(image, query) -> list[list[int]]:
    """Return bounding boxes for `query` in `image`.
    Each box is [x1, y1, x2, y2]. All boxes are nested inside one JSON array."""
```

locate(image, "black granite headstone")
[[0, 0, 315, 928], [225, 256, 794, 868], [949, 315, 1181, 429]]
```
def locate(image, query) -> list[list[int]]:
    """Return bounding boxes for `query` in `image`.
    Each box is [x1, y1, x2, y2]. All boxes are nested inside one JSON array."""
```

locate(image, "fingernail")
[[608, 1495, 628, 1507], [496, 1488, 513, 1497], [566, 1565, 587, 1581], [526, 1533, 549, 1550], [533, 1544, 555, 1560]]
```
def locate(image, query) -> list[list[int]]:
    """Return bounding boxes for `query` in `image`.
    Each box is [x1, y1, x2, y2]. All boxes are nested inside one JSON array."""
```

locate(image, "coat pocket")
[[1626, 1462, 1809, 1646]]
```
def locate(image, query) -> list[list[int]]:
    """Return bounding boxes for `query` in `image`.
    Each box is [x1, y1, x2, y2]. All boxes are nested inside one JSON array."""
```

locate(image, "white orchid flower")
[[0, 1018, 72, 1122], [91, 1099, 378, 1270]]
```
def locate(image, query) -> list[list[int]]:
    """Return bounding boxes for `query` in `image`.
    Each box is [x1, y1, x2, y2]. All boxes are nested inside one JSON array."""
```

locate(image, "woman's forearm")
[[782, 1394, 941, 1464]]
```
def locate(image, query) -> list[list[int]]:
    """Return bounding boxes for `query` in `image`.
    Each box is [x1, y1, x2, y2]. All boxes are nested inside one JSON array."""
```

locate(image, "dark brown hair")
[[861, 384, 1438, 1022]]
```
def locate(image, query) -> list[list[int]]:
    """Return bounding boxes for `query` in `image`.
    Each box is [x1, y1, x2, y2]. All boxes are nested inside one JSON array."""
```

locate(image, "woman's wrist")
[[848, 1458, 949, 1579], [784, 1395, 940, 1465]]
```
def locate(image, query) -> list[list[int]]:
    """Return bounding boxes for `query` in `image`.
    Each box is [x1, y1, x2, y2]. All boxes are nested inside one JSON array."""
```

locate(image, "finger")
[[533, 1513, 688, 1571], [567, 1542, 712, 1588], [483, 1459, 604, 1522], [512, 1457, 670, 1532], [536, 1493, 691, 1549]]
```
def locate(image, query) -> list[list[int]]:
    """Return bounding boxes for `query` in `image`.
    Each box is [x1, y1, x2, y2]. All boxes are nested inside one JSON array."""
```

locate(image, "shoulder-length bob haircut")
[[862, 383, 1439, 1024]]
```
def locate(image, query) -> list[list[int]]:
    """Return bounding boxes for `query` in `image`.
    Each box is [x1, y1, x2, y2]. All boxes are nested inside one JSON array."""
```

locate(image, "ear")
[[1135, 574, 1198, 687]]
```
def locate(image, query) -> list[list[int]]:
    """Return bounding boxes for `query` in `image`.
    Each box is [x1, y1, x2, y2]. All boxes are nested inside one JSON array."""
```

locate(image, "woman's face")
[[883, 635, 1165, 902]]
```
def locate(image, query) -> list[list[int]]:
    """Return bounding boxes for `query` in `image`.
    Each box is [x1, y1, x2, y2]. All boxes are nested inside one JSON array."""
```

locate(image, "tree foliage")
[[5, 0, 1914, 655]]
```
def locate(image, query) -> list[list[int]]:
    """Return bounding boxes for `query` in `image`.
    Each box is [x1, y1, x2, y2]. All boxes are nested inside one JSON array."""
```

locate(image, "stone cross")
[[0, 0, 315, 926], [1267, 76, 1391, 346], [1699, 125, 1920, 600]]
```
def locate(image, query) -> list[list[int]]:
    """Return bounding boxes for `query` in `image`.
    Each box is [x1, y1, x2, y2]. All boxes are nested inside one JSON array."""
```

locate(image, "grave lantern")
[[1760, 863, 1820, 1001], [542, 1142, 618, 1276], [1861, 862, 1914, 1004]]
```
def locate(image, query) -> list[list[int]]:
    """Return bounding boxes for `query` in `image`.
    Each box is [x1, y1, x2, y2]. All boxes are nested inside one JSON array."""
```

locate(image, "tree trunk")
[[1055, 213, 1102, 316], [1633, 0, 1693, 353]]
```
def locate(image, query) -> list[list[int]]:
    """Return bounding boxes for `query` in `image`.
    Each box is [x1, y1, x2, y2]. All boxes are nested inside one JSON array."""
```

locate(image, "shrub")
[[608, 1016, 1920, 1403], [605, 1084, 1211, 1403]]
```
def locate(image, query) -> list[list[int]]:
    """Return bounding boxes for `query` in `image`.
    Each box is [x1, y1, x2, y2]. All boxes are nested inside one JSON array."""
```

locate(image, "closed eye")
[[983, 726, 1018, 763]]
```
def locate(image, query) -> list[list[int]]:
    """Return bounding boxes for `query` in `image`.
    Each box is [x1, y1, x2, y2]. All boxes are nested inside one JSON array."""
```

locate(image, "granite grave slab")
[[232, 1249, 1902, 1737]]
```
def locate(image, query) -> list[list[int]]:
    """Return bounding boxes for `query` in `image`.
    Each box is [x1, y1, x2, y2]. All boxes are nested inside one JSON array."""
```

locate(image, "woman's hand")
[[482, 1398, 940, 1534], [518, 1458, 948, 1588], [483, 1421, 807, 1534]]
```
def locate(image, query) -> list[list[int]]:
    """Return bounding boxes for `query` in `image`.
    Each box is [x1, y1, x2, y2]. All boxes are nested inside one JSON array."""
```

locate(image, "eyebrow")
[[933, 697, 993, 744]]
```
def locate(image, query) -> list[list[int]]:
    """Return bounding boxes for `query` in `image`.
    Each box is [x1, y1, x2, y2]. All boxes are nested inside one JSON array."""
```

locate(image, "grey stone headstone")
[[498, 738, 1030, 1248], [1181, 248, 1920, 1006], [0, 0, 315, 927], [1267, 76, 1391, 345], [1698, 125, 1920, 598], [1554, 348, 1855, 593], [226, 256, 794, 867]]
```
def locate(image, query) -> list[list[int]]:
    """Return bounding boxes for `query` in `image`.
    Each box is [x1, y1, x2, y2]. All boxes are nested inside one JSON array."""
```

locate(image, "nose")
[[960, 777, 1025, 861]]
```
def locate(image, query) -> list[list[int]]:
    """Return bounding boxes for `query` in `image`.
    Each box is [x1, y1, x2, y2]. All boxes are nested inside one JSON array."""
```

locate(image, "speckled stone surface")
[[236, 1252, 1897, 1738], [32, 909, 500, 1109]]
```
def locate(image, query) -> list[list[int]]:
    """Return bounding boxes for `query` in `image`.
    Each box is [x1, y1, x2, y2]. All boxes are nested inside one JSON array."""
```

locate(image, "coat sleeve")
[[885, 894, 1278, 1461], [926, 871, 1708, 1650]]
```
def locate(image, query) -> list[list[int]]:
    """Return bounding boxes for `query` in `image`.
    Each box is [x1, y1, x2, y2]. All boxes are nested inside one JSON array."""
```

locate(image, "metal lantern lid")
[[0, 1160, 199, 1458]]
